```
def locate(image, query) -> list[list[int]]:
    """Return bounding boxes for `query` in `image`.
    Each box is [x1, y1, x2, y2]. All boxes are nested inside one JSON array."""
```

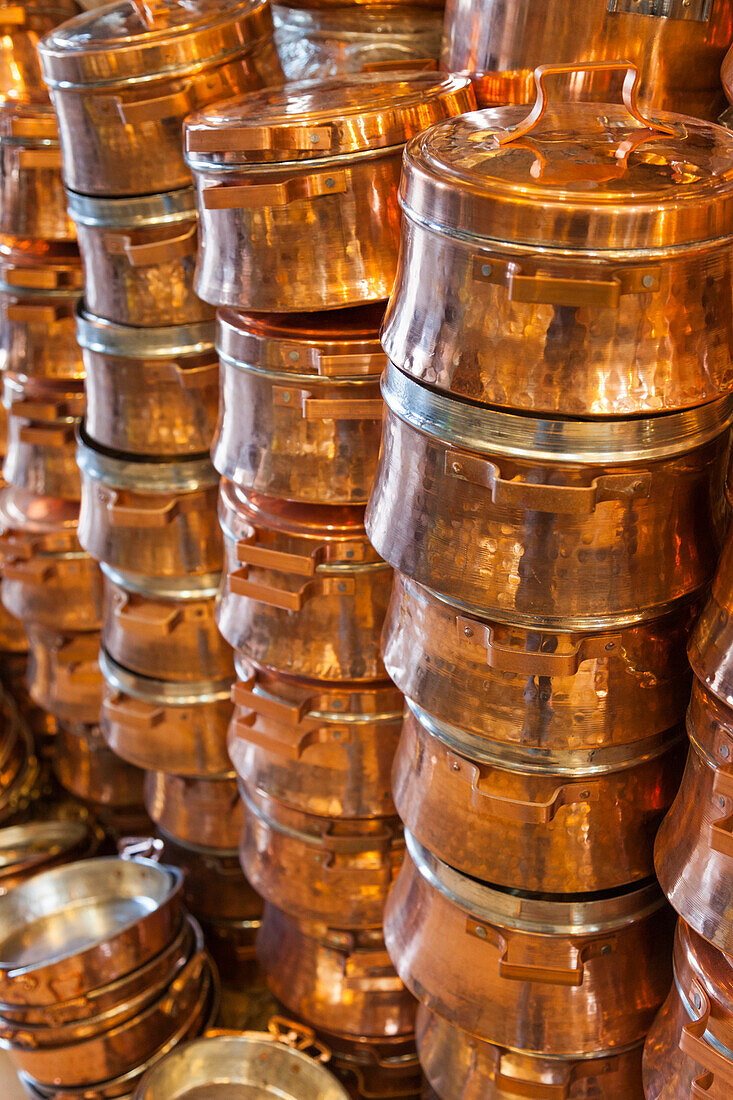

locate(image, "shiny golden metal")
[[0, 100, 72, 243], [2, 374, 84, 501], [53, 722, 144, 810], [144, 771, 242, 849], [26, 625, 102, 725], [157, 831, 261, 923]]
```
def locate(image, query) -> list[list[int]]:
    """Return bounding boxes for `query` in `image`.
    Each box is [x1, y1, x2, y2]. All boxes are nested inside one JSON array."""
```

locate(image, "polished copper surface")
[[384, 833, 673, 1055], [655, 676, 733, 956], [442, 0, 733, 119], [314, 1026, 421, 1100], [0, 101, 72, 243], [0, 250, 83, 382], [185, 72, 474, 311], [213, 306, 385, 504], [26, 625, 102, 725], [418, 1006, 644, 1100], [366, 365, 731, 627], [384, 573, 697, 753], [0, 820, 99, 897], [53, 723, 144, 810], [77, 437, 221, 582], [219, 485, 391, 681], [158, 832, 261, 922], [199, 913, 260, 985], [240, 782, 403, 929], [394, 707, 685, 893], [144, 771, 242, 849], [688, 523, 733, 708], [2, 375, 83, 501], [0, 4, 75, 105], [643, 918, 733, 1100], [258, 904, 415, 1039], [38, 0, 283, 196]]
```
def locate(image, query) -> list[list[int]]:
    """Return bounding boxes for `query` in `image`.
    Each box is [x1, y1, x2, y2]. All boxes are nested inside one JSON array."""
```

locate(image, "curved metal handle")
[[232, 714, 352, 761], [104, 492, 180, 529], [232, 677, 314, 728], [457, 616, 622, 676], [273, 386, 382, 421], [313, 350, 384, 378], [118, 835, 164, 862], [17, 149, 63, 170], [202, 170, 347, 211], [467, 919, 616, 987], [447, 753, 599, 824], [680, 981, 733, 1091], [117, 84, 192, 125], [2, 558, 55, 583], [107, 224, 197, 268], [166, 360, 218, 390], [17, 424, 75, 447], [236, 536, 321, 577], [112, 597, 181, 637], [4, 303, 67, 325], [493, 62, 677, 147], [104, 692, 165, 729], [229, 566, 354, 610], [709, 766, 733, 858]]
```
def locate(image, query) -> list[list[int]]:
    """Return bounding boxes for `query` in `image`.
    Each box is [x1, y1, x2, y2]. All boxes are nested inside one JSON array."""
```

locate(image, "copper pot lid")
[[38, 0, 276, 88], [401, 61, 733, 252], [217, 304, 385, 377], [0, 243, 82, 295], [221, 480, 372, 542], [184, 70, 474, 164]]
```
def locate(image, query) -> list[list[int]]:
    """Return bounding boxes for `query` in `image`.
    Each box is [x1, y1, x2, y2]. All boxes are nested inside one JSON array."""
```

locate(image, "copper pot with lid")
[[53, 723, 144, 810], [240, 782, 403, 929], [184, 70, 475, 311], [643, 919, 733, 1100], [367, 364, 731, 627], [77, 434, 221, 581], [383, 62, 733, 417], [67, 190, 210, 327], [384, 832, 673, 1056], [26, 625, 102, 725], [383, 573, 698, 754], [213, 306, 384, 504], [442, 2, 732, 119], [38, 0, 283, 197], [394, 704, 685, 894], [99, 649, 232, 778], [417, 1006, 644, 1100], [258, 904, 416, 1039], [219, 485, 391, 681], [76, 313, 217, 457], [0, 100, 72, 243], [2, 374, 84, 501], [144, 770, 242, 849]]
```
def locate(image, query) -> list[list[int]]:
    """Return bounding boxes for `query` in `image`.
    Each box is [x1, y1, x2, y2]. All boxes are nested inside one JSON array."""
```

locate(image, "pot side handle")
[[105, 224, 197, 268], [112, 596, 182, 637], [457, 615, 623, 676], [446, 753, 599, 824], [16, 149, 63, 170], [273, 385, 382, 422], [103, 692, 165, 729], [231, 712, 353, 761], [4, 304, 67, 324], [467, 920, 617, 987], [116, 84, 193, 125], [229, 566, 354, 610], [709, 767, 733, 858], [202, 170, 348, 211]]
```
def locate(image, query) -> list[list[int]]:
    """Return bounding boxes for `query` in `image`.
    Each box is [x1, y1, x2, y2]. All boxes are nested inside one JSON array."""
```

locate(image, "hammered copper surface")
[[384, 835, 673, 1055], [0, 276, 83, 383], [144, 772, 242, 849], [258, 904, 415, 1038], [53, 723, 144, 809], [0, 101, 72, 243], [2, 376, 83, 501], [26, 625, 102, 725], [219, 484, 391, 681]]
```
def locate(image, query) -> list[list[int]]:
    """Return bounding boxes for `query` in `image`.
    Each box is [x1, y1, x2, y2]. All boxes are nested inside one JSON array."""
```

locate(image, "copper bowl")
[[26, 625, 102, 725], [2, 375, 83, 501], [0, 101, 72, 243], [53, 723, 144, 810], [144, 771, 242, 850]]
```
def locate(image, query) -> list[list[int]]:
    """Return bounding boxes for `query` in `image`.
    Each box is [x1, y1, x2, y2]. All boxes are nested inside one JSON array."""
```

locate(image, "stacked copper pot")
[[183, 70, 474, 1098], [359, 62, 733, 1098], [36, 0, 286, 962]]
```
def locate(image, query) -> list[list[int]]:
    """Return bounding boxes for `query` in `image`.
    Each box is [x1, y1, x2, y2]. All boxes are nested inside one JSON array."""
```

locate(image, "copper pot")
[[77, 435, 221, 582], [315, 1027, 422, 1100], [0, 4, 78, 105], [240, 782, 403, 929], [67, 190, 210, 326], [395, 705, 685, 894], [643, 919, 733, 1100], [442, 1, 732, 119], [383, 63, 733, 417], [384, 833, 673, 1056], [384, 573, 698, 754], [158, 831, 261, 922], [0, 101, 73, 243], [53, 723, 144, 809], [184, 71, 474, 311], [101, 570, 233, 684], [0, 819, 100, 897], [688, 526, 733, 708], [26, 625, 102, 725], [76, 314, 218, 456], [2, 375, 83, 501], [258, 904, 415, 1038], [367, 364, 731, 626], [213, 307, 384, 504], [219, 486, 391, 681], [418, 1007, 644, 1100], [144, 771, 242, 849], [229, 664, 402, 818], [99, 649, 232, 778], [0, 245, 83, 382], [38, 0, 283, 197], [655, 677, 733, 956]]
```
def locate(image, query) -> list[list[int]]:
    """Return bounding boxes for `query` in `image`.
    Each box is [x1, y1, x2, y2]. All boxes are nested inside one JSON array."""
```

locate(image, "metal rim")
[[187, 141, 404, 174], [76, 425, 217, 493], [101, 562, 221, 599], [217, 348, 383, 387], [66, 187, 197, 229], [75, 306, 214, 359], [100, 648, 233, 706], [240, 782, 401, 849]]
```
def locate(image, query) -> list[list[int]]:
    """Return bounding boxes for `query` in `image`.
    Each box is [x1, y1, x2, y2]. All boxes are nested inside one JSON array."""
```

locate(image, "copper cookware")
[[144, 771, 242, 849], [229, 664, 402, 818], [258, 904, 415, 1038], [67, 191, 210, 327], [199, 914, 259, 984], [77, 435, 221, 581], [0, 2, 78, 106], [99, 650, 232, 778], [395, 704, 685, 893], [184, 71, 474, 311], [38, 0, 283, 197], [240, 782, 403, 928], [2, 375, 83, 501], [219, 486, 391, 681], [213, 306, 384, 504], [101, 570, 233, 684], [382, 62, 733, 417], [0, 820, 99, 897], [76, 314, 218, 457], [26, 625, 103, 725], [442, 1, 733, 118], [643, 919, 733, 1100], [0, 101, 72, 243], [157, 831, 260, 923], [53, 723, 144, 810], [418, 1006, 644, 1100], [315, 1027, 422, 1100], [655, 677, 733, 956], [384, 573, 697, 754], [385, 833, 673, 1055], [688, 525, 733, 706], [367, 364, 731, 627]]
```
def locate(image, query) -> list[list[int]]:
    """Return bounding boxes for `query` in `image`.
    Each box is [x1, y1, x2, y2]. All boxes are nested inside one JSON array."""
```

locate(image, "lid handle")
[[493, 62, 677, 147]]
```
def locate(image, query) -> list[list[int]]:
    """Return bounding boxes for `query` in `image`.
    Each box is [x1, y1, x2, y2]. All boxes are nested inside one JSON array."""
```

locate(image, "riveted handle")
[[314, 350, 384, 377], [232, 714, 353, 761], [447, 753, 599, 824], [166, 360, 218, 390], [273, 386, 381, 421], [107, 224, 197, 267], [4, 303, 67, 324], [116, 84, 193, 125], [11, 397, 74, 421], [2, 557, 55, 583], [236, 536, 320, 577], [709, 766, 733, 858], [446, 453, 652, 515], [266, 1016, 331, 1062], [232, 677, 314, 728], [112, 597, 182, 637], [230, 566, 354, 610], [492, 62, 676, 147], [680, 981, 733, 1090], [17, 424, 75, 447], [457, 616, 623, 675], [16, 148, 63, 170], [467, 920, 615, 986], [202, 170, 348, 210], [103, 692, 165, 729]]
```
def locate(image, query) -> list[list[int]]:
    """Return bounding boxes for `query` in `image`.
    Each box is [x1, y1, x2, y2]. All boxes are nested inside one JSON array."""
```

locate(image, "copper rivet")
[[474, 926, 487, 938], [346, 550, 354, 558], [604, 642, 615, 651], [721, 744, 730, 759], [452, 762, 460, 771], [464, 627, 473, 637], [481, 264, 492, 277], [693, 992, 701, 1009], [325, 178, 335, 188], [452, 462, 462, 473], [601, 945, 611, 955], [720, 797, 726, 808], [281, 391, 291, 403], [642, 275, 655, 288], [289, 351, 299, 362], [581, 790, 590, 798], [338, 583, 347, 592]]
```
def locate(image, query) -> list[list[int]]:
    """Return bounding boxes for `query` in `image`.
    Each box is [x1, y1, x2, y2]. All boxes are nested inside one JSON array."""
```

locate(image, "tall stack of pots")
[[362, 63, 733, 1097], [37, 0, 284, 963], [183, 70, 474, 1098]]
